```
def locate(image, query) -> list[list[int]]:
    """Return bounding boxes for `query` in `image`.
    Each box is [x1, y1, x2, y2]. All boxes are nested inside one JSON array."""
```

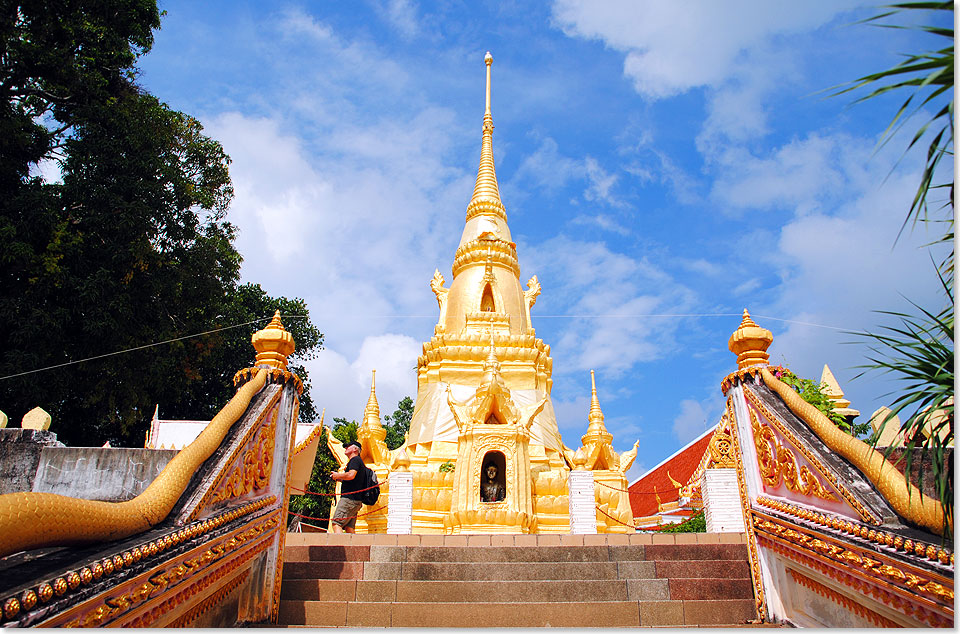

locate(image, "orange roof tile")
[[629, 429, 714, 518]]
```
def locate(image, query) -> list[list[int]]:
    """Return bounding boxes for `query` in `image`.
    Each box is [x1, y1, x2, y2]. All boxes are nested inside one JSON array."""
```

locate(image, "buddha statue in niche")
[[481, 464, 505, 502]]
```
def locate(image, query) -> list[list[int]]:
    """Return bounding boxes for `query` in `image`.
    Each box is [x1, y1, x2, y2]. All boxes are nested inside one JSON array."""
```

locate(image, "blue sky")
[[138, 1, 951, 480]]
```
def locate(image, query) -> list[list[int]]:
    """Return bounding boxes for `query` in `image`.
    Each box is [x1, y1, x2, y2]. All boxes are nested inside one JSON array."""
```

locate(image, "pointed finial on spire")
[[363, 369, 381, 428], [484, 51, 493, 115], [467, 51, 505, 220], [728, 308, 773, 370], [581, 370, 613, 451], [588, 370, 604, 428]]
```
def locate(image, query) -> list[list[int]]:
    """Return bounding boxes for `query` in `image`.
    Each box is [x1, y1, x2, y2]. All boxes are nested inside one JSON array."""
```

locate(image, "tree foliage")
[[384, 395, 413, 450], [0, 1, 323, 446], [779, 371, 871, 437], [833, 2, 953, 532], [657, 510, 706, 533]]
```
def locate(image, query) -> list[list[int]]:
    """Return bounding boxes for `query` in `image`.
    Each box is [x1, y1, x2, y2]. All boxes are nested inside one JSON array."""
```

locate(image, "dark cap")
[[344, 440, 362, 451]]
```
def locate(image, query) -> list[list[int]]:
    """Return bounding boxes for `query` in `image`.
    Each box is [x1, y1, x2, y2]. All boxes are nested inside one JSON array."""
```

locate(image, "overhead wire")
[[0, 310, 848, 381]]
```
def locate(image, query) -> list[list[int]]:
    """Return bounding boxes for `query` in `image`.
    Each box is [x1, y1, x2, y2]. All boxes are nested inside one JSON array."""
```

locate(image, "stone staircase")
[[277, 532, 760, 627]]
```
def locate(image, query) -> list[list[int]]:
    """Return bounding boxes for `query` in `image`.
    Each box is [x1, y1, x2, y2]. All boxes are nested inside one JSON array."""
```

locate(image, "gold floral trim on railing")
[[750, 409, 837, 501], [0, 496, 275, 626], [758, 367, 947, 536], [756, 496, 952, 566], [167, 568, 250, 628], [721, 365, 788, 395], [753, 513, 954, 606], [233, 366, 303, 395], [725, 397, 766, 623], [207, 409, 276, 507], [743, 386, 880, 525], [763, 536, 952, 627]]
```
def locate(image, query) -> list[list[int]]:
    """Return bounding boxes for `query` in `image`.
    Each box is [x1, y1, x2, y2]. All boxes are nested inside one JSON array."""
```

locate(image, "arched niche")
[[479, 450, 506, 502], [480, 283, 496, 312]]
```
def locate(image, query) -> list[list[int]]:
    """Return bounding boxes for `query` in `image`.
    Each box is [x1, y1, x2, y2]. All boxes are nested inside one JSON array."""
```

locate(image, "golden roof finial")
[[252, 310, 295, 370], [363, 369, 381, 428], [467, 51, 505, 219], [587, 370, 605, 431], [728, 308, 773, 370]]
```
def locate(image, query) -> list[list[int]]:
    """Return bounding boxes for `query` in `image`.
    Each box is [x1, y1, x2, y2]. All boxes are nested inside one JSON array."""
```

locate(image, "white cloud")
[[384, 0, 420, 39], [522, 235, 697, 374], [583, 157, 624, 207], [551, 0, 861, 100], [570, 213, 630, 236], [349, 333, 420, 405], [672, 399, 709, 443], [710, 133, 853, 216]]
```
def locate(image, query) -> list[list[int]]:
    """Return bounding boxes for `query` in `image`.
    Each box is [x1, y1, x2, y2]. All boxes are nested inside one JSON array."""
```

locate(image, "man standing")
[[330, 441, 365, 533]]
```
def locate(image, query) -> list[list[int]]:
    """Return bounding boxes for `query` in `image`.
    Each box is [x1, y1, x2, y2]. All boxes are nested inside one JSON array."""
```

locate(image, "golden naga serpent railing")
[[0, 369, 268, 558], [759, 367, 947, 536]]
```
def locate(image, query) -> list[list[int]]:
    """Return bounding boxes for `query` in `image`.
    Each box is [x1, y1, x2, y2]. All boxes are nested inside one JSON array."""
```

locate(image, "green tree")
[[779, 371, 871, 437], [384, 395, 414, 449], [288, 416, 360, 529], [158, 284, 323, 425], [833, 2, 953, 531], [0, 2, 324, 446]]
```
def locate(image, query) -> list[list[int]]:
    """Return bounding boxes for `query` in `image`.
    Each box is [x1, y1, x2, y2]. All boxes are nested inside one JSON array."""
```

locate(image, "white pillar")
[[568, 469, 597, 534], [386, 471, 413, 534], [701, 468, 744, 533]]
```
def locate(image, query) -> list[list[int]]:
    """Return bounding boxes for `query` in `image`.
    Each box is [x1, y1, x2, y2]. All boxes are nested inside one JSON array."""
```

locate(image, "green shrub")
[[658, 510, 706, 533]]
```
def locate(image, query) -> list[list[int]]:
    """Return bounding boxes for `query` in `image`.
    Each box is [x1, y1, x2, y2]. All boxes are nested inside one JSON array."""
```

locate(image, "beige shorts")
[[332, 497, 363, 530]]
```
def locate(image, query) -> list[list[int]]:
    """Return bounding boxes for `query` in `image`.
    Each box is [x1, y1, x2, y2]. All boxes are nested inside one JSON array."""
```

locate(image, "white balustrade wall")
[[386, 471, 413, 534], [701, 468, 744, 533], [568, 469, 597, 534]]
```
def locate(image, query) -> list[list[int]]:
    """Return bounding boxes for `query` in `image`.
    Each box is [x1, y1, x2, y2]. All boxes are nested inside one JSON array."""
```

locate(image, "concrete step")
[[281, 578, 632, 602], [281, 559, 750, 583], [280, 576, 751, 604], [655, 558, 752, 579], [282, 561, 365, 580], [644, 543, 748, 560], [283, 544, 371, 562], [396, 544, 633, 562], [397, 560, 621, 581], [277, 598, 759, 627]]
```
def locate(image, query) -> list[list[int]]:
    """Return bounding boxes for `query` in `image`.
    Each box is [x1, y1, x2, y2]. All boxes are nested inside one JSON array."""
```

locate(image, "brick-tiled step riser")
[[284, 543, 748, 564], [277, 599, 758, 627], [280, 578, 752, 603]]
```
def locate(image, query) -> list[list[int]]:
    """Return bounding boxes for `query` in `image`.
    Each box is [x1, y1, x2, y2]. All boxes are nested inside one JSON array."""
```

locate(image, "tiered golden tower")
[[402, 52, 569, 533], [333, 54, 638, 534]]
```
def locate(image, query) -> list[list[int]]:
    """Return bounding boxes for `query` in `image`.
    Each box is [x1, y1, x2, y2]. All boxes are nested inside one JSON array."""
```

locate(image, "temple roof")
[[628, 427, 714, 518]]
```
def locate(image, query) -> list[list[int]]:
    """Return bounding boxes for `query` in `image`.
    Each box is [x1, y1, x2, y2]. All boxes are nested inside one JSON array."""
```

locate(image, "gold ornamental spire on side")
[[362, 369, 382, 429], [587, 370, 605, 433], [467, 52, 505, 220], [582, 370, 613, 446]]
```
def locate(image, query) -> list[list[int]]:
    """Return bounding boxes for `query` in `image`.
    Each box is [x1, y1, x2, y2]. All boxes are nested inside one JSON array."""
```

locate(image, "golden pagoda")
[[399, 53, 578, 533]]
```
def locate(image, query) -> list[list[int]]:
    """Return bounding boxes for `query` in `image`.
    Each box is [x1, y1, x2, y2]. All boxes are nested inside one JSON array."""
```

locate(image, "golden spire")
[[586, 370, 605, 433], [358, 369, 389, 465], [466, 52, 505, 221], [252, 310, 295, 370], [362, 369, 382, 429], [581, 370, 613, 447], [727, 309, 773, 370]]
